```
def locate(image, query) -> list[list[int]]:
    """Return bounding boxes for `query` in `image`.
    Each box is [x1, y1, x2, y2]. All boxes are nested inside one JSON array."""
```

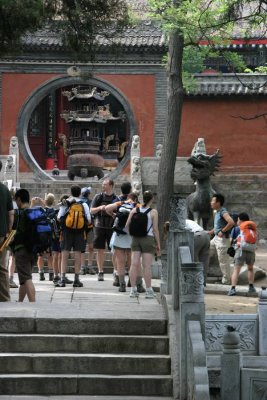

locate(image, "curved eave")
[[187, 73, 267, 96]]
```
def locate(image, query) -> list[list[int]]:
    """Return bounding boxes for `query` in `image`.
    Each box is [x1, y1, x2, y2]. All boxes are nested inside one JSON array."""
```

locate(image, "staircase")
[[0, 307, 172, 397]]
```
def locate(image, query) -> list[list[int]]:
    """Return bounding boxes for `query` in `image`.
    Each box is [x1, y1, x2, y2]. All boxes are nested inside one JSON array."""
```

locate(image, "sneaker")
[[39, 272, 45, 281], [129, 288, 139, 298], [145, 288, 156, 299], [98, 272, 104, 281], [137, 283, 146, 293], [113, 275, 119, 286], [73, 280, 83, 287], [80, 266, 88, 275], [248, 286, 256, 293], [88, 267, 97, 275], [55, 279, 66, 288], [9, 280, 18, 288], [49, 272, 54, 281], [119, 282, 126, 292], [53, 276, 60, 284], [228, 287, 236, 296], [62, 276, 73, 284]]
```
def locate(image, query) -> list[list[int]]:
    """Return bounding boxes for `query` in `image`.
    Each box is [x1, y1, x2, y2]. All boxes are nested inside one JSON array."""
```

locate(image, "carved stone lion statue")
[[187, 150, 222, 229]]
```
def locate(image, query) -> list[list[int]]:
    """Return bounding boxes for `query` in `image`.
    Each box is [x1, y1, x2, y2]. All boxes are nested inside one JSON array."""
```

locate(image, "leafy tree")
[[0, 0, 130, 57], [0, 0, 54, 53], [148, 0, 266, 243]]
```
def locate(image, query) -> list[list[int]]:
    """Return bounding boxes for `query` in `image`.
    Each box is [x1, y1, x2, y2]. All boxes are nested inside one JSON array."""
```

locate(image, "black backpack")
[[129, 207, 152, 237], [24, 207, 53, 255], [45, 207, 60, 240], [112, 202, 134, 235]]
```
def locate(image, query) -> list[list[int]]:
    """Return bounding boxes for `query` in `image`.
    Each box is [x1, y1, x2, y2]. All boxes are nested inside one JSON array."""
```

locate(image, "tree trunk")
[[157, 29, 184, 247]]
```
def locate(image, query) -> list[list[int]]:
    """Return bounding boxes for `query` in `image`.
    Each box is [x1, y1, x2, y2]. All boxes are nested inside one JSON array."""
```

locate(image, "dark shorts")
[[52, 239, 61, 252], [234, 248, 255, 267], [15, 247, 37, 285], [60, 229, 85, 252], [131, 235, 156, 254], [93, 227, 113, 250]]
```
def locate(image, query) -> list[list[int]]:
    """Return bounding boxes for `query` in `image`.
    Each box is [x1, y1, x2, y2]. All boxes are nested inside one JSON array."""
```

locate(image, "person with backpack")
[[228, 212, 257, 296], [13, 189, 36, 302], [0, 161, 14, 301], [105, 192, 139, 292], [57, 185, 91, 288], [90, 178, 118, 282], [35, 193, 61, 282], [126, 190, 161, 299], [80, 187, 96, 276], [208, 193, 235, 285]]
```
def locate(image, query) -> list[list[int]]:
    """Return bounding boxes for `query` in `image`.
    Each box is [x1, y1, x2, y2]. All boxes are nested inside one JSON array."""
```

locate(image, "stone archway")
[[17, 75, 137, 181]]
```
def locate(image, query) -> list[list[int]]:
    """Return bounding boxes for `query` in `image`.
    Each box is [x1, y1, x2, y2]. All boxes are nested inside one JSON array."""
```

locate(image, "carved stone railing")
[[162, 197, 209, 399], [187, 321, 210, 400]]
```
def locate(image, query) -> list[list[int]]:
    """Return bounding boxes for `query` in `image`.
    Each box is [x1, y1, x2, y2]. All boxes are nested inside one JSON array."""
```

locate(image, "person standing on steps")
[[0, 160, 14, 301], [90, 179, 118, 282], [57, 185, 91, 288], [13, 189, 36, 302], [208, 193, 234, 285], [105, 192, 139, 293], [80, 187, 96, 275], [126, 191, 161, 299]]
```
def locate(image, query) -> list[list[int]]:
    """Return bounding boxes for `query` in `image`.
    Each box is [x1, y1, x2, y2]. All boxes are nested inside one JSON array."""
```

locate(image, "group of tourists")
[[0, 168, 161, 302], [0, 156, 258, 303], [207, 193, 257, 296]]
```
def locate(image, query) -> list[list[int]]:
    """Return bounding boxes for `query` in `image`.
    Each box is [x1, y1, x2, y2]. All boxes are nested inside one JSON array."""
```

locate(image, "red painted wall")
[[1, 72, 266, 174], [1, 72, 155, 172], [180, 97, 267, 172], [1, 73, 60, 171]]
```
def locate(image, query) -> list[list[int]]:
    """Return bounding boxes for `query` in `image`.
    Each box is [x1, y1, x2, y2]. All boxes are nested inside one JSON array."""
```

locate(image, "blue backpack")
[[24, 207, 53, 254]]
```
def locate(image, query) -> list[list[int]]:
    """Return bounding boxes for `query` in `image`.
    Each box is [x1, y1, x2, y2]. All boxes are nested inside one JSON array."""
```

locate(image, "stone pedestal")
[[258, 287, 267, 356], [221, 326, 242, 400]]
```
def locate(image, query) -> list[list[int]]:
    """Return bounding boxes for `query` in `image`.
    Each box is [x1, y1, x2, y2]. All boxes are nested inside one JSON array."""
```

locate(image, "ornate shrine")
[[60, 85, 128, 180]]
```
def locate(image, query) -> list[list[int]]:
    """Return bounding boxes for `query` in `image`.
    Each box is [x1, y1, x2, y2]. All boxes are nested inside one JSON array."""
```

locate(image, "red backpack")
[[237, 220, 257, 252]]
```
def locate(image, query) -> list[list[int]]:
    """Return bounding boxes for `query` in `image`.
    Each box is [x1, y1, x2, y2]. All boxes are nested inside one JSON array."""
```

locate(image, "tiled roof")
[[188, 73, 267, 96], [21, 21, 165, 53]]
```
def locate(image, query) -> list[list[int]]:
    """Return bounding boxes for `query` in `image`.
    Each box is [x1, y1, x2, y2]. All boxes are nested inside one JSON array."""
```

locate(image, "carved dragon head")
[[187, 149, 222, 181]]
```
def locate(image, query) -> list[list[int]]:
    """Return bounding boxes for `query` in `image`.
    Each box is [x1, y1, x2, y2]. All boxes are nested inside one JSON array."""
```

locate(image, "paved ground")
[[5, 245, 267, 315]]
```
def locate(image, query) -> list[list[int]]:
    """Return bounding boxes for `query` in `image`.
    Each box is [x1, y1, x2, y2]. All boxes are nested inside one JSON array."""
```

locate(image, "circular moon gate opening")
[[27, 83, 130, 180]]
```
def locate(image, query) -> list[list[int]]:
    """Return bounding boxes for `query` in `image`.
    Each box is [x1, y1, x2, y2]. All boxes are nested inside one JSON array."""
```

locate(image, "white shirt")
[[185, 219, 203, 233]]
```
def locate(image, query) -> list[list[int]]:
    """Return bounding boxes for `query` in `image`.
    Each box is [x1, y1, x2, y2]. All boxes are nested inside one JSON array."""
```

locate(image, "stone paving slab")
[[0, 274, 166, 328]]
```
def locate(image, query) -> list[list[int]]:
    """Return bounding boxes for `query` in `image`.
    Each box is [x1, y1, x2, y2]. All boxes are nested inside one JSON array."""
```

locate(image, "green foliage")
[[58, 0, 131, 59], [245, 64, 267, 74], [0, 0, 130, 58], [0, 0, 55, 53], [148, 0, 265, 78]]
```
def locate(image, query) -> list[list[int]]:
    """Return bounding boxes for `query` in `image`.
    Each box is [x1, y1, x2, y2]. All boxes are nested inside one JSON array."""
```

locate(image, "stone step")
[[0, 317, 167, 335], [0, 353, 171, 375], [20, 181, 125, 203], [0, 374, 173, 396], [0, 334, 169, 355]]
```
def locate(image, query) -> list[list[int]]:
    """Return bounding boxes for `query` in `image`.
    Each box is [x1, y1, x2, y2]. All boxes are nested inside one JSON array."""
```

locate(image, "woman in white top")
[[126, 191, 161, 299]]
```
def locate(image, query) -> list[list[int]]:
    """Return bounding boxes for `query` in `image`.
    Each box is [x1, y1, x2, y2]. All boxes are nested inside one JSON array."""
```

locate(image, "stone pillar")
[[221, 325, 242, 400], [9, 136, 19, 184], [160, 249, 168, 295], [130, 135, 143, 203], [179, 261, 205, 400], [258, 287, 267, 356]]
